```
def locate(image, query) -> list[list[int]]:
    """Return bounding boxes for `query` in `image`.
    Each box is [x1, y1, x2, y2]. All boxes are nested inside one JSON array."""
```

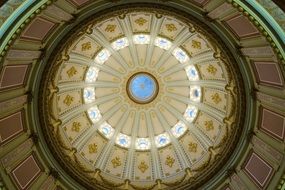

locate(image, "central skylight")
[[127, 72, 158, 104]]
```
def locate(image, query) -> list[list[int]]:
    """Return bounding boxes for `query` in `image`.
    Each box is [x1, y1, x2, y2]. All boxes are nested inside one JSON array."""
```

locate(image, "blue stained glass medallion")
[[127, 73, 158, 104]]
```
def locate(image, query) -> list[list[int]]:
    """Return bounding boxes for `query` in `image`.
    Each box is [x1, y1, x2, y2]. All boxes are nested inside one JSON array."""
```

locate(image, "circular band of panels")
[[83, 35, 201, 150]]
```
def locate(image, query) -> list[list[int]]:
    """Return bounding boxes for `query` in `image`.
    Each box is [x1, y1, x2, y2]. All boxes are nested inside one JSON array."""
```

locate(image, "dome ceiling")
[[40, 7, 244, 189], [0, 0, 285, 190]]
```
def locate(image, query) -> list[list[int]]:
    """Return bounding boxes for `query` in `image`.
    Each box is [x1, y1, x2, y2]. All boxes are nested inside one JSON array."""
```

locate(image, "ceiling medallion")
[[122, 68, 163, 109], [40, 5, 245, 190], [126, 72, 159, 104]]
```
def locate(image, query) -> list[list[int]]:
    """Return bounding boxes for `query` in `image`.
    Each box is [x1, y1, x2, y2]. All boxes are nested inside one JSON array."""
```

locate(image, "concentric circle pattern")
[[127, 72, 158, 104], [41, 8, 244, 189]]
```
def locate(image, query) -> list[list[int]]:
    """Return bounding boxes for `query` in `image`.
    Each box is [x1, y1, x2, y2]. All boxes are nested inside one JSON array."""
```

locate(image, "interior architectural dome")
[[40, 7, 244, 189], [0, 1, 285, 190]]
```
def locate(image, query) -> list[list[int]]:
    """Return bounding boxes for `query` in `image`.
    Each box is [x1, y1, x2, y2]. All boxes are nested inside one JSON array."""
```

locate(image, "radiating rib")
[[68, 52, 123, 78], [72, 124, 98, 151], [165, 80, 227, 89], [144, 16, 164, 66], [155, 105, 192, 168], [95, 109, 131, 169], [123, 110, 140, 179], [59, 93, 118, 124], [118, 17, 140, 67], [146, 110, 163, 179], [89, 32, 130, 70], [165, 92, 225, 123], [154, 29, 191, 69], [163, 103, 213, 148], [57, 81, 118, 92]]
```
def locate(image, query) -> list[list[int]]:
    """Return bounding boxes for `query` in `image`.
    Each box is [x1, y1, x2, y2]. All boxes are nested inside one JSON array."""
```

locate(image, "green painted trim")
[[0, 0, 51, 63], [278, 173, 285, 190], [235, 0, 285, 60], [0, 1, 33, 38], [246, 0, 285, 43]]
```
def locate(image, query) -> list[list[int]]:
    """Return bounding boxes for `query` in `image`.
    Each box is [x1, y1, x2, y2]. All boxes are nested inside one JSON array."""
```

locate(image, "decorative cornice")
[[49, 168, 60, 179], [277, 172, 285, 190], [226, 0, 285, 66], [38, 4, 246, 190], [0, 0, 55, 63], [29, 132, 39, 144]]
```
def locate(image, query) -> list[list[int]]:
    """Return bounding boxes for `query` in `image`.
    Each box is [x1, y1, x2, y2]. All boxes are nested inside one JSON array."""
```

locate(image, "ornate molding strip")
[[277, 173, 285, 190], [1, 138, 34, 169], [0, 95, 27, 114], [257, 0, 285, 33], [226, 0, 285, 66], [0, 0, 55, 63], [256, 92, 285, 110], [0, 175, 7, 190], [0, 0, 284, 68], [0, 0, 24, 27]]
